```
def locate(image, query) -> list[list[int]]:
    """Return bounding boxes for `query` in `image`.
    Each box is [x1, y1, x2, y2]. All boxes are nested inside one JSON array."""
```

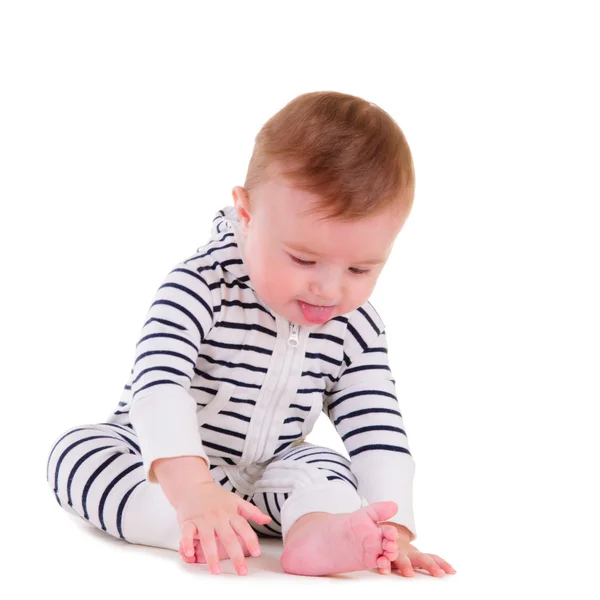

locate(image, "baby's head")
[[232, 91, 414, 326]]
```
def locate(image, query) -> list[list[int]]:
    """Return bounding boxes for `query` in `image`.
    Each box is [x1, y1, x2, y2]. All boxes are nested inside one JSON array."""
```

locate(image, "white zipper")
[[252, 322, 300, 462], [288, 323, 300, 347]]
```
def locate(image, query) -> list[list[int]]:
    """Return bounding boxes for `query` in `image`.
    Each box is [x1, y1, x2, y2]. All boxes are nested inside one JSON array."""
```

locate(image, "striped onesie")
[[46, 205, 417, 550]]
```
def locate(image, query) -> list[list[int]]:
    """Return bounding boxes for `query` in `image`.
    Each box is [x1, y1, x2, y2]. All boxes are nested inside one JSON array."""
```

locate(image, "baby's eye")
[[349, 267, 370, 275], [289, 254, 370, 275], [290, 254, 315, 266]]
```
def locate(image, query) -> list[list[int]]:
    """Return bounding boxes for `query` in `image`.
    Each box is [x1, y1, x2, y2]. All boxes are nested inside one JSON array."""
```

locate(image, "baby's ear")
[[232, 186, 251, 231]]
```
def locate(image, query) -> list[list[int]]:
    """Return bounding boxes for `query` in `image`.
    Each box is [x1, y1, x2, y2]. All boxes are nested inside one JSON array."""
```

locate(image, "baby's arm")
[[127, 261, 271, 574], [128, 261, 215, 482], [326, 318, 417, 540], [327, 309, 457, 576]]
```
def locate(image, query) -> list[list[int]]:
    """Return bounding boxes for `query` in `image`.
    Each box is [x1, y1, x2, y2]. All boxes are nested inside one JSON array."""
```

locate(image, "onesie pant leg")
[[46, 422, 233, 551], [48, 429, 363, 551], [248, 442, 363, 542]]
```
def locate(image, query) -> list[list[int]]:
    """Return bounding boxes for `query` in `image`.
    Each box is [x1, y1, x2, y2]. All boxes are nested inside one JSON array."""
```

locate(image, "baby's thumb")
[[238, 500, 272, 524]]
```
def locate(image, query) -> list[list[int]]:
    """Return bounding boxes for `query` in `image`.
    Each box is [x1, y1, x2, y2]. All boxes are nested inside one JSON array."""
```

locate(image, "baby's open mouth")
[[298, 301, 335, 323]]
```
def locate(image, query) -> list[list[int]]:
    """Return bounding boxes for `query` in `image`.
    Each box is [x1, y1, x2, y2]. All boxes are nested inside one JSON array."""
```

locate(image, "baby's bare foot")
[[280, 501, 399, 576]]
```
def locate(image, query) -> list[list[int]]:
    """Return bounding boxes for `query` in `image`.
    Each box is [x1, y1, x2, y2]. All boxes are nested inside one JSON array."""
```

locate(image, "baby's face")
[[232, 176, 408, 326]]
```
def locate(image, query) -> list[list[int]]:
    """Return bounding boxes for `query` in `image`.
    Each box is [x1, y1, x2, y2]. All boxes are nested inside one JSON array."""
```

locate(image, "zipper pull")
[[288, 323, 300, 347]]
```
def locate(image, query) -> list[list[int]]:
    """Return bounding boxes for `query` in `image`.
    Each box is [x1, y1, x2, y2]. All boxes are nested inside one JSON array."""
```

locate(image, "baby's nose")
[[309, 279, 340, 305]]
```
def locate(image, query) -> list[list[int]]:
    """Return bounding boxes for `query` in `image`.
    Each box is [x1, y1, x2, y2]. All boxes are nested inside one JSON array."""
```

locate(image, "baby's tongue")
[[299, 301, 334, 324]]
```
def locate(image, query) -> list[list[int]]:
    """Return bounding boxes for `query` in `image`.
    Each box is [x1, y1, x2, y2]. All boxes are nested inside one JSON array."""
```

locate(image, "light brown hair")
[[243, 91, 415, 221]]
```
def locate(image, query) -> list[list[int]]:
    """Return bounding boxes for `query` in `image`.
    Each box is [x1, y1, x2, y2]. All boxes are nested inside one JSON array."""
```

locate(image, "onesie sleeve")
[[325, 307, 417, 540], [128, 262, 216, 483]]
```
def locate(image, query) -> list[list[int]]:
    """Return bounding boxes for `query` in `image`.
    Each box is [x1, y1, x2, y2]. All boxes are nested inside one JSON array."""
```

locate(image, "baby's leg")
[[47, 423, 183, 550], [47, 422, 153, 544], [254, 442, 400, 576], [47, 422, 258, 565]]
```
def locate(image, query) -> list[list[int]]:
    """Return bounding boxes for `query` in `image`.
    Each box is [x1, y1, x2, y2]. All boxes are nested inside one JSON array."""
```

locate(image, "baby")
[[46, 91, 455, 578]]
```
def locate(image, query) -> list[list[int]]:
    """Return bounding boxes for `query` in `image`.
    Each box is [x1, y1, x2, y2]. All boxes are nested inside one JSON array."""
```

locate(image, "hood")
[[207, 205, 255, 293]]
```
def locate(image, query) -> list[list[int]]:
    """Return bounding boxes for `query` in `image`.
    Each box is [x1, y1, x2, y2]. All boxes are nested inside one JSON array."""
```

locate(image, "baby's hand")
[[176, 482, 272, 576]]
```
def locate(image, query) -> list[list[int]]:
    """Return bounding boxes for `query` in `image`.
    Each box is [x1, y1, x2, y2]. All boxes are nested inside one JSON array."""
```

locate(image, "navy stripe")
[[203, 338, 273, 356], [117, 481, 144, 539], [198, 353, 268, 373], [333, 407, 401, 426], [274, 441, 295, 454], [82, 453, 122, 519], [132, 366, 191, 385], [342, 364, 391, 376], [201, 441, 243, 457], [132, 379, 183, 399], [136, 332, 199, 353], [99, 462, 143, 531], [283, 416, 304, 424], [208, 278, 251, 291], [308, 332, 344, 345], [148, 299, 206, 341], [315, 468, 357, 490], [200, 423, 246, 440], [134, 349, 195, 367], [158, 281, 213, 319], [143, 317, 187, 331], [305, 352, 343, 366], [341, 425, 406, 441], [214, 321, 277, 338], [346, 322, 367, 351], [328, 389, 396, 411], [193, 369, 261, 389], [264, 494, 281, 527], [357, 306, 381, 336], [349, 445, 411, 457], [53, 434, 125, 493], [67, 445, 113, 506], [221, 299, 275, 319], [219, 410, 251, 423]]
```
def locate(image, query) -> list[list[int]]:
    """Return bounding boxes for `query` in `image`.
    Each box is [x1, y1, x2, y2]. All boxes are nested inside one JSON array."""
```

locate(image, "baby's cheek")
[[257, 266, 293, 304], [264, 265, 295, 294]]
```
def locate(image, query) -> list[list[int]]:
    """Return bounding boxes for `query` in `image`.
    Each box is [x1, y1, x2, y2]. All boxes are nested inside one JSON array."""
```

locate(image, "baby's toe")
[[380, 524, 398, 541], [384, 548, 399, 561], [179, 541, 197, 563], [378, 525, 399, 561]]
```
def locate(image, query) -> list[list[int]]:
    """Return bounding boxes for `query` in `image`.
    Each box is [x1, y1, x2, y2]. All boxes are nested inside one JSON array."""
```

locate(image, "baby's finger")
[[409, 552, 445, 577], [180, 520, 197, 559], [195, 521, 221, 575], [428, 553, 457, 574], [392, 552, 414, 577], [215, 522, 248, 576], [230, 514, 262, 557], [376, 556, 391, 575], [238, 500, 272, 525]]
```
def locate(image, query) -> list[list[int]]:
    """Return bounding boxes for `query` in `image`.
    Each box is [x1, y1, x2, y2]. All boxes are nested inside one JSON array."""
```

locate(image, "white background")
[[1, 1, 598, 597]]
